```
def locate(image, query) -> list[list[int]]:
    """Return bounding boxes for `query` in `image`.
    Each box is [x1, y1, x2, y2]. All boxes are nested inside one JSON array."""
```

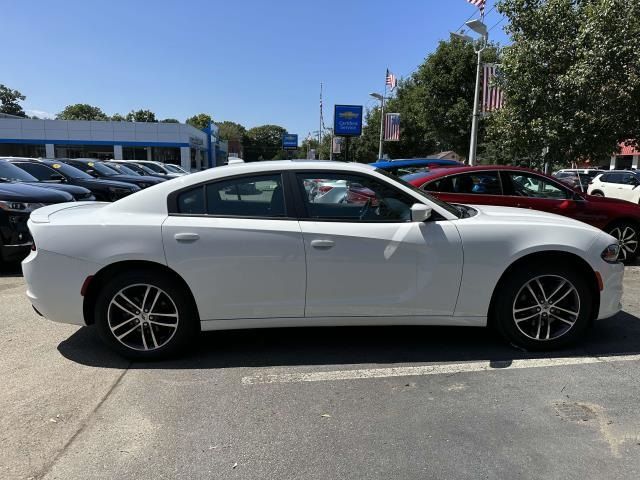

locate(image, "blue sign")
[[334, 105, 363, 136], [282, 133, 298, 149]]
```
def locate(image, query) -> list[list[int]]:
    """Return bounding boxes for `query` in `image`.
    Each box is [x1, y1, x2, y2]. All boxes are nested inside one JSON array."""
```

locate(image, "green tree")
[[126, 109, 156, 122], [0, 84, 26, 117], [161, 118, 180, 123], [110, 113, 126, 121], [489, 0, 640, 167], [186, 113, 212, 131], [57, 104, 108, 121], [243, 125, 287, 161], [216, 120, 246, 141]]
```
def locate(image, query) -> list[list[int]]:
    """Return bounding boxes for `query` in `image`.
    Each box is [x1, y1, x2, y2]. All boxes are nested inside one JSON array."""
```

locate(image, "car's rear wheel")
[[95, 271, 198, 360], [606, 222, 639, 263], [494, 263, 592, 350]]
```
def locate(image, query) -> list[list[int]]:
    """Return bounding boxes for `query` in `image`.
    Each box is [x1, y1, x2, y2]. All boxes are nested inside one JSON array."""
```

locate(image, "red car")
[[402, 166, 640, 262]]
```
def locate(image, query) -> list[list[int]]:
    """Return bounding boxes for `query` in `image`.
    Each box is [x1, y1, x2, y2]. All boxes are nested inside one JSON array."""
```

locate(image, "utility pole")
[[319, 83, 323, 157], [466, 14, 488, 166]]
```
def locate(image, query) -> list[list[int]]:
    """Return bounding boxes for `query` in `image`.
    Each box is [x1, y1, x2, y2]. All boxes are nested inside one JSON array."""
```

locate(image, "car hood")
[[78, 178, 139, 190], [466, 203, 600, 231], [110, 174, 164, 184], [24, 182, 91, 196], [0, 183, 73, 202]]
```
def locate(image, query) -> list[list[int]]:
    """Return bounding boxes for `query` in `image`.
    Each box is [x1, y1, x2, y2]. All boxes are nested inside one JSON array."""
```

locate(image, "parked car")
[[60, 159, 166, 190], [0, 159, 95, 201], [553, 169, 604, 192], [587, 171, 640, 204], [0, 183, 73, 263], [125, 160, 185, 178], [403, 166, 640, 262], [371, 158, 463, 176], [164, 164, 190, 174], [108, 160, 169, 179], [9, 159, 140, 202], [104, 161, 168, 183], [24, 161, 623, 360]]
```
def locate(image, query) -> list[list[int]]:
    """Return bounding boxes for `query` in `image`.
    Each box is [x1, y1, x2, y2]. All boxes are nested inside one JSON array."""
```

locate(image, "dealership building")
[[0, 115, 224, 171]]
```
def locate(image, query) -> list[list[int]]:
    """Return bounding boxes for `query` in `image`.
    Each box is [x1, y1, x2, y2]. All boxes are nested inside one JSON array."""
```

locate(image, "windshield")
[[44, 162, 93, 179], [137, 162, 165, 173], [164, 164, 186, 173], [87, 162, 119, 176], [376, 168, 461, 218], [107, 163, 139, 176], [0, 161, 39, 182]]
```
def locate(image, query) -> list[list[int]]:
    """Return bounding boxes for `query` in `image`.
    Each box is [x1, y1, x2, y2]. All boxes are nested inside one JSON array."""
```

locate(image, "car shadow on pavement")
[[57, 310, 640, 370]]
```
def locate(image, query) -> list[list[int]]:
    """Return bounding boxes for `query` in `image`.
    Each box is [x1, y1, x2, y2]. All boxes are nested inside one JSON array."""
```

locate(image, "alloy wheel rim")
[[512, 275, 581, 341], [107, 284, 179, 351], [609, 226, 638, 261]]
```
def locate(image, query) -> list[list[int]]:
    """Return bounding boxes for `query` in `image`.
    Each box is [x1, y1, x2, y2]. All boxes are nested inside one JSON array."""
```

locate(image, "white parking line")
[[241, 354, 640, 385]]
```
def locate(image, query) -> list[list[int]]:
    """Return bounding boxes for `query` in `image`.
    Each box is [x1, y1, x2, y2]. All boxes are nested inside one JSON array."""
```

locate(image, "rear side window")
[[603, 173, 623, 183], [174, 174, 286, 217], [177, 187, 205, 214]]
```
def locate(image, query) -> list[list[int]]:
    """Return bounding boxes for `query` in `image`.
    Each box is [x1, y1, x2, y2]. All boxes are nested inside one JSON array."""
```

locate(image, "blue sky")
[[2, 0, 508, 136]]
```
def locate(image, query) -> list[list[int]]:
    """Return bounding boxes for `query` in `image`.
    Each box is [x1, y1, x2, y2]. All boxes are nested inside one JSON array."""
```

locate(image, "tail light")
[[318, 185, 334, 194]]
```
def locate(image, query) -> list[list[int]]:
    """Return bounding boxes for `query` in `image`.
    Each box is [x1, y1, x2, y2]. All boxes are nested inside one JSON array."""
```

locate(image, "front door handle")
[[174, 233, 200, 242], [311, 239, 335, 249]]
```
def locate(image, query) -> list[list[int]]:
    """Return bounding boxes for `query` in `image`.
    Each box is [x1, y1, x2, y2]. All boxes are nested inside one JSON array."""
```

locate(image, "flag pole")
[[319, 82, 323, 158], [468, 7, 487, 166], [378, 72, 387, 160]]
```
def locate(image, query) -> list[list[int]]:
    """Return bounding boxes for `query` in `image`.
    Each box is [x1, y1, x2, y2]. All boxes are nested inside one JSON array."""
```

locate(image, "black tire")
[[605, 221, 639, 264], [94, 270, 199, 360], [493, 262, 593, 351]]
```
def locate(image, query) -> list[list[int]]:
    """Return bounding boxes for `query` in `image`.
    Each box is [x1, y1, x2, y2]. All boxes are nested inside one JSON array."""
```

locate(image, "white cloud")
[[25, 109, 55, 119]]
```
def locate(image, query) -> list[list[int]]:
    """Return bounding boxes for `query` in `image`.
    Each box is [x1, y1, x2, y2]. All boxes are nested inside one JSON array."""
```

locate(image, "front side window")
[[175, 174, 286, 218], [296, 173, 414, 222], [507, 172, 569, 199]]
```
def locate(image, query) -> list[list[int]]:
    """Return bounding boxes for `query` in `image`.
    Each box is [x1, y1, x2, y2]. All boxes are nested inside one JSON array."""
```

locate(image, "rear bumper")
[[22, 249, 100, 326]]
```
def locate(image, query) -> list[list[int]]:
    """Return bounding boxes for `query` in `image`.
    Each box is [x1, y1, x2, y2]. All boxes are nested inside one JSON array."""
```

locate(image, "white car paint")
[[588, 171, 640, 204], [23, 161, 623, 337]]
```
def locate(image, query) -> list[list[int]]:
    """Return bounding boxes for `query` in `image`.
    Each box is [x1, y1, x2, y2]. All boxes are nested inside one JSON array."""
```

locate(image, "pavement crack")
[[31, 362, 131, 480]]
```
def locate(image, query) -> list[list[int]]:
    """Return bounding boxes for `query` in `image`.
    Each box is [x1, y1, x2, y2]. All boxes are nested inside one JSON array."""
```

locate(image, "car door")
[[617, 173, 640, 202], [293, 171, 463, 318], [600, 173, 626, 200], [162, 173, 306, 320], [498, 170, 601, 222]]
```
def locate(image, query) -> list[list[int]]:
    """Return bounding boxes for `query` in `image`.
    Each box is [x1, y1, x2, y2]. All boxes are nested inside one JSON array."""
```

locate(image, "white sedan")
[[23, 161, 624, 360]]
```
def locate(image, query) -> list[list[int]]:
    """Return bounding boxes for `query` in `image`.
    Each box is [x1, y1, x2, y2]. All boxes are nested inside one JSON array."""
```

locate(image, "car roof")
[[404, 165, 548, 180], [371, 158, 462, 169]]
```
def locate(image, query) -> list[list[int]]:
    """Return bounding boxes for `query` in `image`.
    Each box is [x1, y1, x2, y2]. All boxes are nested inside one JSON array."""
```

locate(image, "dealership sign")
[[282, 133, 298, 149], [334, 105, 363, 136]]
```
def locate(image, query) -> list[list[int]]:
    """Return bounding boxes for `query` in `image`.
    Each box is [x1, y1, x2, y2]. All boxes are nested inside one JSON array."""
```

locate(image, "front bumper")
[[596, 260, 625, 320], [0, 212, 32, 262]]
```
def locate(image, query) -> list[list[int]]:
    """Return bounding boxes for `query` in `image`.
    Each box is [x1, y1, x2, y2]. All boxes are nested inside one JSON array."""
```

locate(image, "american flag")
[[467, 0, 486, 15], [385, 69, 397, 90], [482, 64, 505, 112], [384, 113, 400, 141]]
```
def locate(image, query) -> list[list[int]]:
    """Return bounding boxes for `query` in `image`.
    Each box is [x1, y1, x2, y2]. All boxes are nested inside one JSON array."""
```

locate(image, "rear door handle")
[[310, 239, 335, 249], [174, 233, 200, 242]]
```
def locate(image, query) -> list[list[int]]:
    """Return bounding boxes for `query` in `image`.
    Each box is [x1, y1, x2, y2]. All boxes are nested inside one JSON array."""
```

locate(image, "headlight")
[[107, 187, 134, 200], [137, 183, 150, 189], [0, 201, 46, 213], [601, 244, 621, 263]]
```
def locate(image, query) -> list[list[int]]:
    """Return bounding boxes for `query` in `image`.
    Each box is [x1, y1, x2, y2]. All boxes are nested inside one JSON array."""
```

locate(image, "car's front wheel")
[[493, 263, 592, 350], [94, 271, 198, 360]]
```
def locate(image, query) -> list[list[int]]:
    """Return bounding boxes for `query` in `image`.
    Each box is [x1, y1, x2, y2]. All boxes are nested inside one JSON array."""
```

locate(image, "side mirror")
[[49, 173, 64, 182], [86, 168, 97, 177], [410, 203, 432, 222]]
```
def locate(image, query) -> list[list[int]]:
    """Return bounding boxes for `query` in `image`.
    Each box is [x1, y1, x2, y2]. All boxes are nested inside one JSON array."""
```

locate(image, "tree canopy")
[[487, 0, 640, 166], [186, 113, 212, 131], [216, 121, 246, 141], [57, 104, 108, 121], [0, 84, 26, 117], [243, 125, 287, 161], [126, 109, 156, 122]]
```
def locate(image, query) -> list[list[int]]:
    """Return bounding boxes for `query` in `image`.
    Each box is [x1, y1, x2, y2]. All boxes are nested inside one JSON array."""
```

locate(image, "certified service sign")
[[282, 133, 298, 149], [334, 105, 363, 136]]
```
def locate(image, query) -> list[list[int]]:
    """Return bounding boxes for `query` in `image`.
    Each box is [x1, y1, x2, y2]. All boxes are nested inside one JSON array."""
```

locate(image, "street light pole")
[[369, 92, 385, 160], [464, 18, 488, 166]]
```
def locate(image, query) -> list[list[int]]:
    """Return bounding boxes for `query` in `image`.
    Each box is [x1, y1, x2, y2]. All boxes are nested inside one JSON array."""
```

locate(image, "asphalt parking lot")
[[1, 262, 640, 480]]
